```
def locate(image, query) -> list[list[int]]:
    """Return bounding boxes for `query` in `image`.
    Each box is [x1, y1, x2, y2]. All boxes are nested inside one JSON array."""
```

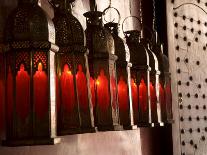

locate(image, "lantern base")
[[57, 128, 81, 135], [80, 127, 97, 134], [2, 137, 61, 147], [167, 119, 174, 124], [137, 122, 152, 127], [151, 122, 165, 127], [123, 125, 137, 130], [97, 125, 123, 131], [58, 127, 97, 136]]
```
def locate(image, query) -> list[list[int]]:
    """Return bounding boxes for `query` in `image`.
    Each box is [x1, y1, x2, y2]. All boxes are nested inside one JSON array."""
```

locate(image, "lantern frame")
[[84, 10, 123, 131], [104, 7, 136, 130], [124, 28, 152, 127], [2, 0, 60, 146], [52, 0, 96, 135]]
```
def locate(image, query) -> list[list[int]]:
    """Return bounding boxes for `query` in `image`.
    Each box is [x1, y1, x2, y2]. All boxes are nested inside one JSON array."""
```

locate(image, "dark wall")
[[141, 0, 168, 56]]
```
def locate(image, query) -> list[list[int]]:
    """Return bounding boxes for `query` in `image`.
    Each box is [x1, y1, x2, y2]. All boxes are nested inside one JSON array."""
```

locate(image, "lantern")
[[3, 0, 60, 146], [52, 0, 95, 135], [151, 32, 173, 124], [104, 7, 136, 130], [84, 8, 122, 131], [160, 44, 173, 123], [123, 18, 151, 126]]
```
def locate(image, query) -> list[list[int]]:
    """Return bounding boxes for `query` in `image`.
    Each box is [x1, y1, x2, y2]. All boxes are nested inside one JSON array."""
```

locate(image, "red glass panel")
[[139, 79, 147, 112], [6, 67, 13, 122], [159, 83, 165, 112], [90, 77, 95, 107], [118, 76, 128, 111], [150, 82, 157, 111], [76, 64, 88, 111], [16, 64, 30, 120], [33, 63, 48, 119], [131, 78, 138, 111], [165, 81, 172, 117], [96, 69, 110, 111], [60, 64, 75, 112], [0, 55, 4, 131]]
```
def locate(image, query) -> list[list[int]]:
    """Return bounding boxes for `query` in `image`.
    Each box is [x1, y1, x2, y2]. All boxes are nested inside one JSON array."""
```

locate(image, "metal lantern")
[[3, 0, 60, 146], [104, 7, 136, 130], [52, 0, 95, 135], [152, 32, 173, 124], [84, 9, 122, 131], [160, 44, 173, 123], [123, 18, 151, 126]]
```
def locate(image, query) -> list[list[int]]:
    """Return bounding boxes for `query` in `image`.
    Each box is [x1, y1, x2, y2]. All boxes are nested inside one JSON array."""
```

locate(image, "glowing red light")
[[16, 64, 30, 120], [34, 62, 48, 119]]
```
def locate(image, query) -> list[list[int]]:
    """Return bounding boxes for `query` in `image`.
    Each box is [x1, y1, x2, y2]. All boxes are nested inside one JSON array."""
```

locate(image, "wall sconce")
[[104, 7, 136, 130], [52, 0, 96, 135], [3, 0, 60, 146], [84, 8, 122, 131]]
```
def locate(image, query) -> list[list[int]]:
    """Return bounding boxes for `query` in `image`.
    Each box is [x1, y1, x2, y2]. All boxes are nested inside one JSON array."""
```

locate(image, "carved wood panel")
[[167, 1, 207, 155]]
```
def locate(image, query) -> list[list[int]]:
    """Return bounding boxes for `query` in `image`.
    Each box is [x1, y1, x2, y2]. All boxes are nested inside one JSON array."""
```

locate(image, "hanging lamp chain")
[[152, 0, 157, 31], [109, 0, 112, 7]]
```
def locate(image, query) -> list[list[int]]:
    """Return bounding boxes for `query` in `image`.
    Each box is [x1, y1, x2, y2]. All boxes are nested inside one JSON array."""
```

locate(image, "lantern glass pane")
[[96, 69, 110, 111], [16, 63, 30, 121], [117, 67, 130, 125], [57, 53, 79, 133], [6, 54, 14, 128], [165, 77, 172, 121], [33, 52, 49, 119], [75, 54, 93, 129], [150, 79, 157, 123], [159, 81, 166, 121]]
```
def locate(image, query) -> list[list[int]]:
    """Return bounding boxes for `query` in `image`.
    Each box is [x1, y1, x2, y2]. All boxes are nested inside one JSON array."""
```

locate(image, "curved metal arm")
[[173, 3, 207, 15], [103, 6, 121, 24], [122, 16, 155, 42]]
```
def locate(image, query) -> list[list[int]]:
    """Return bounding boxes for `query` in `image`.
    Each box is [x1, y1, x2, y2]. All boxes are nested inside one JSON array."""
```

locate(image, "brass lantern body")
[[125, 30, 152, 127], [105, 22, 136, 130], [84, 11, 122, 131], [53, 0, 95, 135], [3, 0, 60, 146]]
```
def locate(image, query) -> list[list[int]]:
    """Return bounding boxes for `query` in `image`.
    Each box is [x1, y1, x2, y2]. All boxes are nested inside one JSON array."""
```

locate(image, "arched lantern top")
[[84, 11, 115, 55], [124, 30, 149, 67], [5, 0, 55, 46], [52, 0, 85, 48], [105, 22, 126, 62]]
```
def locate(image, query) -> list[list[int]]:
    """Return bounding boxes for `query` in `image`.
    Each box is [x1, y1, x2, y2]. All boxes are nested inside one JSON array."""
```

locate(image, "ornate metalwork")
[[84, 10, 122, 131], [104, 7, 136, 130], [3, 0, 60, 146], [124, 29, 152, 127], [52, 0, 95, 135]]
